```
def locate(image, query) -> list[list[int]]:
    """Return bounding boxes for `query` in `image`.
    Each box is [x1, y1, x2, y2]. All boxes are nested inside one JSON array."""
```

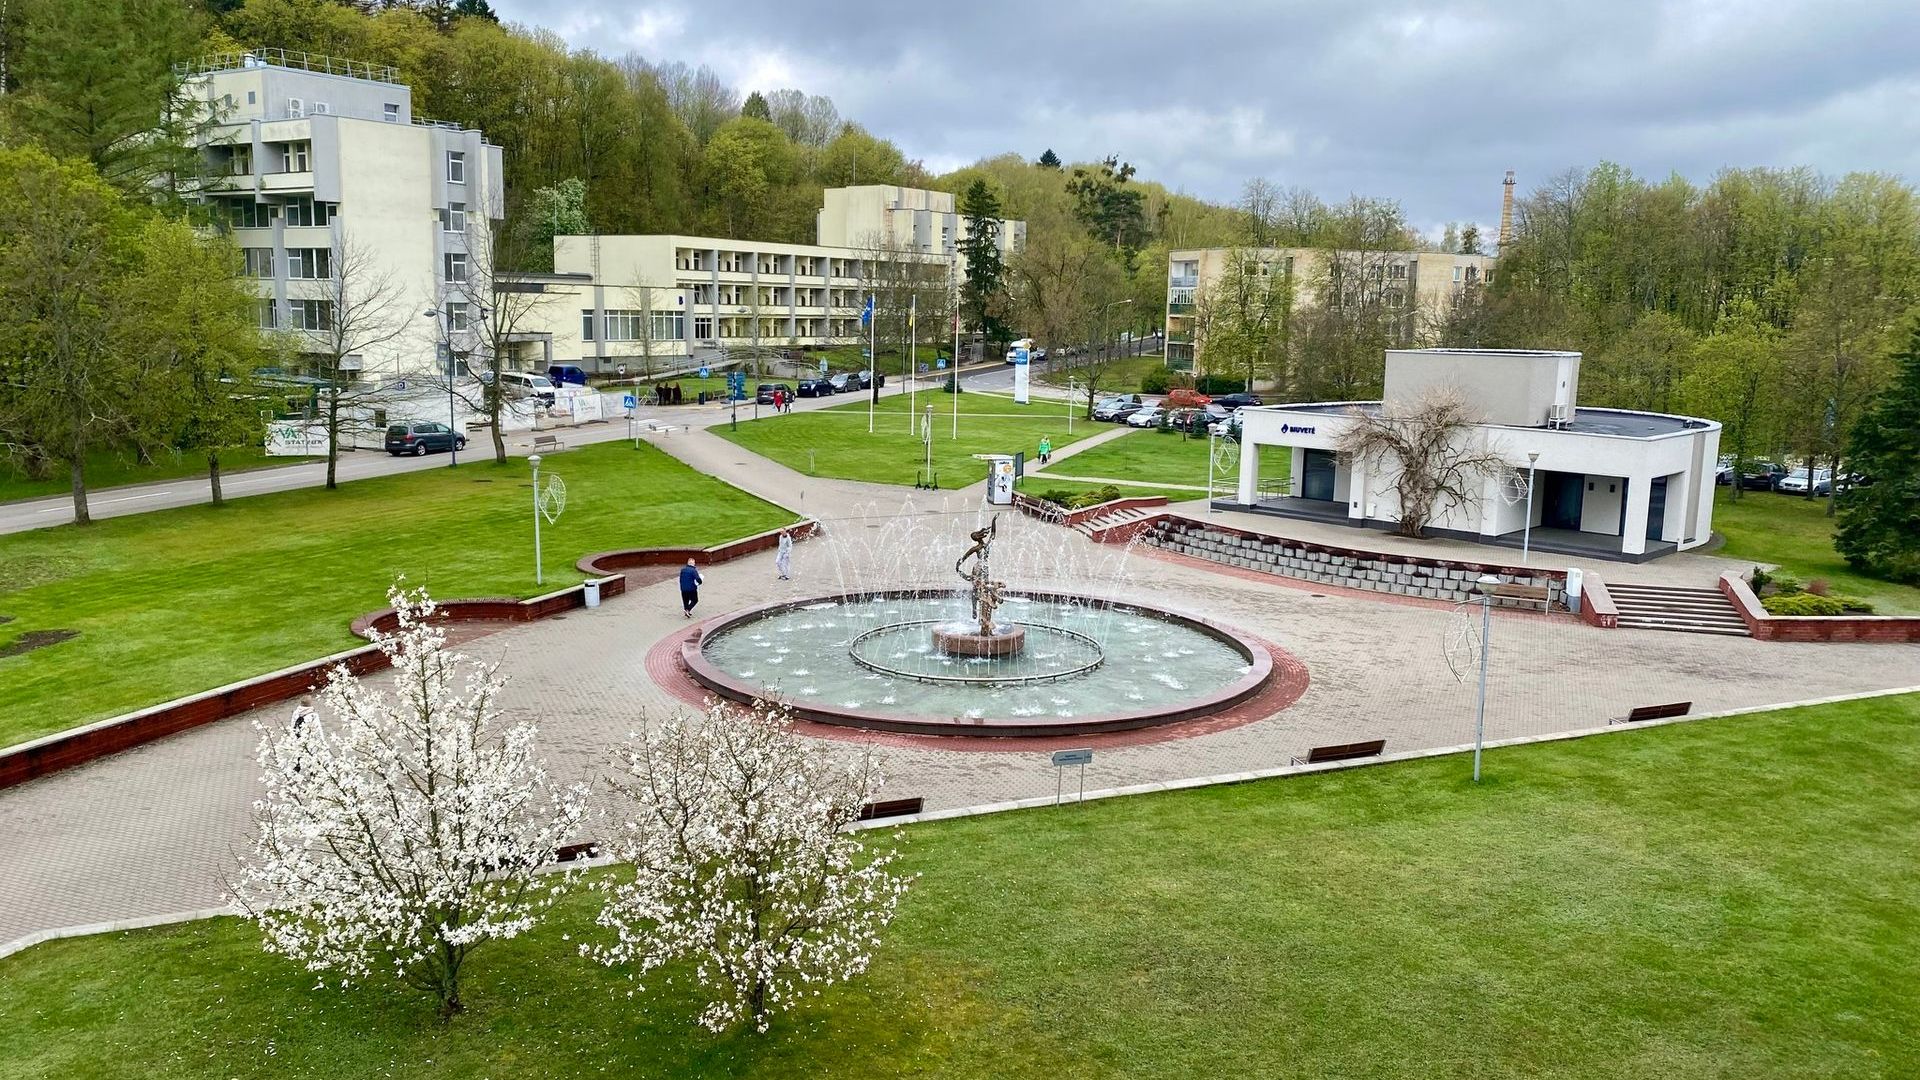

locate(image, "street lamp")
[[528, 454, 544, 586], [1471, 573, 1501, 782], [1100, 298, 1133, 364], [424, 307, 457, 467], [1522, 450, 1540, 565]]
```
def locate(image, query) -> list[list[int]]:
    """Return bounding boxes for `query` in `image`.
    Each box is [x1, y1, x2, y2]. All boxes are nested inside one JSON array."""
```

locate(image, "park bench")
[[552, 840, 600, 862], [1489, 582, 1551, 611], [531, 433, 566, 453], [1290, 739, 1386, 766], [1609, 701, 1692, 725], [857, 797, 924, 821]]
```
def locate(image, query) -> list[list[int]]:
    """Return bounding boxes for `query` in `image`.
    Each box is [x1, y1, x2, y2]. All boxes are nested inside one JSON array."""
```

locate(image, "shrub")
[[1065, 485, 1123, 509], [1141, 369, 1170, 394], [1749, 566, 1773, 591], [1761, 592, 1850, 616], [1195, 374, 1247, 395], [1805, 578, 1831, 596]]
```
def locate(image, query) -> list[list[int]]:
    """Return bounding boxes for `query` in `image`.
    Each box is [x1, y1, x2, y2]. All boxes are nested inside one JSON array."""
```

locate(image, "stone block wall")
[[1142, 518, 1567, 608]]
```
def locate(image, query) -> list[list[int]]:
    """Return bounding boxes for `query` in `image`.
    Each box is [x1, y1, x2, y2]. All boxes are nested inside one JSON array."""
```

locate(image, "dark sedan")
[[1738, 463, 1788, 490], [1213, 392, 1264, 409], [796, 378, 835, 397]]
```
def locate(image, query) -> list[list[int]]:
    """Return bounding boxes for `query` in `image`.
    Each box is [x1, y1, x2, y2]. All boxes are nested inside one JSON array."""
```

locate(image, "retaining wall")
[[1143, 517, 1568, 607], [1579, 577, 1620, 629], [1720, 572, 1920, 642]]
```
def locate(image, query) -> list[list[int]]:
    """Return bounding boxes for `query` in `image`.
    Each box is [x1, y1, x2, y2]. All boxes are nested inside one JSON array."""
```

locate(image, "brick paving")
[[3, 419, 1918, 946]]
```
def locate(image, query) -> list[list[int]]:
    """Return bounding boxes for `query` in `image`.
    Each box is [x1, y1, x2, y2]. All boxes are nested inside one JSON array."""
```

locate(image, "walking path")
[[3, 408, 1917, 946]]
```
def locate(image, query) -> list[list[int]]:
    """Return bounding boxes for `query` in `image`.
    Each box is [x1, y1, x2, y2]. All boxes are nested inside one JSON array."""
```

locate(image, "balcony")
[[1167, 302, 1194, 315], [261, 170, 314, 193], [1169, 275, 1198, 289], [1166, 332, 1194, 345]]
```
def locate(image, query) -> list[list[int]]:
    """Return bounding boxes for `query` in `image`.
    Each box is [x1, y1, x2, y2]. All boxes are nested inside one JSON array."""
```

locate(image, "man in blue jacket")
[[679, 558, 705, 618]]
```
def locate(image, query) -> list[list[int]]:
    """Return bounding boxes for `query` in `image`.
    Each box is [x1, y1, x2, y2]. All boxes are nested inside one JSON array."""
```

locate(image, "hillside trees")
[[1835, 318, 1920, 582]]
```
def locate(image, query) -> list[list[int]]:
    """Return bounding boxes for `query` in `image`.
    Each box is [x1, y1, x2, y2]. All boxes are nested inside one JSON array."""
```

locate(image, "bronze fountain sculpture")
[[933, 517, 1026, 657]]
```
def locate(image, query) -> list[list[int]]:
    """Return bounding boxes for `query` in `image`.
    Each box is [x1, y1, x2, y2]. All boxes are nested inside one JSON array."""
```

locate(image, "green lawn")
[[1713, 488, 1920, 614], [5, 693, 1917, 1079], [1037, 353, 1169, 392], [1044, 428, 1291, 490], [0, 445, 320, 504], [713, 390, 1096, 489], [0, 442, 795, 748]]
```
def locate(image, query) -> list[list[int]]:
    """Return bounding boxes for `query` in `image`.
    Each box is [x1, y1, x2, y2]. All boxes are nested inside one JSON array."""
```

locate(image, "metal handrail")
[[177, 48, 400, 84]]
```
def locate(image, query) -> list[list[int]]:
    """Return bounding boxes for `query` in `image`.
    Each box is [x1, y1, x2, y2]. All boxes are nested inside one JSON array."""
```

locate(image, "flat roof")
[[1267, 402, 1710, 438]]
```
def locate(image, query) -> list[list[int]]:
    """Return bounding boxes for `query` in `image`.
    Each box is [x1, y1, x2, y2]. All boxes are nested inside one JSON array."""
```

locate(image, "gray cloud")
[[495, 0, 1920, 233]]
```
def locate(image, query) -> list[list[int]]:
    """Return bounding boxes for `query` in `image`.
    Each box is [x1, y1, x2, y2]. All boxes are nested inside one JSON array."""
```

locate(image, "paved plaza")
[[3, 419, 1918, 947]]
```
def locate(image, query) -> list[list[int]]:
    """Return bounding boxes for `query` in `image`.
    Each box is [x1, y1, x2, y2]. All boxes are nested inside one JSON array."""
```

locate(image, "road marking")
[[101, 491, 168, 504]]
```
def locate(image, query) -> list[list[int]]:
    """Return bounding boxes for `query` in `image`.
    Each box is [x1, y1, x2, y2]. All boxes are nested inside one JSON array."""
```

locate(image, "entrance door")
[[1301, 449, 1337, 501], [1541, 472, 1583, 530], [1646, 476, 1668, 542]]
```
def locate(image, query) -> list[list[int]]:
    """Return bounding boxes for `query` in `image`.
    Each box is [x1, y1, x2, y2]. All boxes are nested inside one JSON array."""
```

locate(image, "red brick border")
[[1720, 572, 1920, 642]]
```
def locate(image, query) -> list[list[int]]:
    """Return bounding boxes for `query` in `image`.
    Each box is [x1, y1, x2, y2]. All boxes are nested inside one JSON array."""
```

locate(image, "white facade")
[[1231, 349, 1721, 561], [186, 52, 505, 378], [817, 184, 1026, 260]]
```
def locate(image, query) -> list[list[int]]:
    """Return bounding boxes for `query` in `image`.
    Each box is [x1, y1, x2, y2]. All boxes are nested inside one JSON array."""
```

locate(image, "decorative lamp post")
[[1472, 573, 1501, 782], [424, 307, 457, 467], [1522, 450, 1540, 564], [529, 454, 544, 586]]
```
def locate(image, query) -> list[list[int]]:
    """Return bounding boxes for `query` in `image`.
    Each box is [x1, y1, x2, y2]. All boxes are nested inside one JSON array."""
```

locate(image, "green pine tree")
[[958, 180, 1010, 356], [1834, 317, 1920, 583]]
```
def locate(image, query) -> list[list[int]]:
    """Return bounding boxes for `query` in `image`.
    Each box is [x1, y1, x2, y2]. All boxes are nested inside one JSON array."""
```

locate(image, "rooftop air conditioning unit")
[[311, 102, 331, 115], [286, 98, 303, 118], [1547, 402, 1573, 429]]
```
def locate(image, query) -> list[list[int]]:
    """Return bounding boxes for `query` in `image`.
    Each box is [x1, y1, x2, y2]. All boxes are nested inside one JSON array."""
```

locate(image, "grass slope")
[[0, 446, 320, 504], [1713, 488, 1920, 614], [713, 390, 1095, 488], [0, 442, 794, 747], [1045, 427, 1291, 490], [4, 693, 1917, 1079]]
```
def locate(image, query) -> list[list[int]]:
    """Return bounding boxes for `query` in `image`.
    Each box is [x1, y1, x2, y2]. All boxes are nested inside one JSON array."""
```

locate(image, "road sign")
[[1051, 748, 1092, 767], [698, 366, 711, 379], [622, 393, 636, 410]]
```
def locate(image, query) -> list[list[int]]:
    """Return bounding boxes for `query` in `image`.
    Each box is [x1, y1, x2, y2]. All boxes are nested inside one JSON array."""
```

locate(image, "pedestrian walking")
[[1037, 435, 1052, 465], [288, 695, 317, 772], [679, 557, 704, 618], [775, 528, 793, 580]]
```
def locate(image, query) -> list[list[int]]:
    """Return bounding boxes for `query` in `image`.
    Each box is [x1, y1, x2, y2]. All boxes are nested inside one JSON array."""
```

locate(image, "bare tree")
[[1013, 229, 1123, 413], [434, 196, 551, 463], [1334, 387, 1509, 538], [854, 230, 950, 382], [306, 238, 412, 489]]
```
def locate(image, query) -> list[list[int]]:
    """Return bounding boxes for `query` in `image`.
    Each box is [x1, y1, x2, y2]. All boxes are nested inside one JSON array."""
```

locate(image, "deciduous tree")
[[587, 699, 912, 1034], [232, 586, 590, 1020], [1334, 387, 1510, 538]]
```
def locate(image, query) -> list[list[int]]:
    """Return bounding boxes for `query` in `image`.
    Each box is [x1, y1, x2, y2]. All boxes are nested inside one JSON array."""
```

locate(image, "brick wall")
[[1719, 572, 1920, 642], [1143, 518, 1567, 607]]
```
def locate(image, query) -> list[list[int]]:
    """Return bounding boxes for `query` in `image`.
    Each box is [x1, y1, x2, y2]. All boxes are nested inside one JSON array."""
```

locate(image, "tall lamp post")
[[1471, 573, 1501, 782], [425, 303, 488, 469], [528, 454, 544, 586], [1522, 450, 1540, 564]]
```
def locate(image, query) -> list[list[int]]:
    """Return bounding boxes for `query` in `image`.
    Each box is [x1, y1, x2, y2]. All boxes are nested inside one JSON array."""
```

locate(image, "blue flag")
[[860, 294, 874, 327]]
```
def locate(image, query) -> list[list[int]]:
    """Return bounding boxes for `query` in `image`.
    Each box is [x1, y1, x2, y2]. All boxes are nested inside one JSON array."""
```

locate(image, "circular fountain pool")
[[683, 590, 1274, 737]]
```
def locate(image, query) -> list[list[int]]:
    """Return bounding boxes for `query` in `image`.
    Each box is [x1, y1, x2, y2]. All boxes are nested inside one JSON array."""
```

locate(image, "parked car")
[[495, 370, 557, 406], [1091, 394, 1143, 421], [1127, 404, 1170, 428], [827, 372, 858, 393], [1775, 467, 1833, 496], [1738, 462, 1789, 490], [754, 382, 795, 405], [1714, 457, 1736, 486], [1213, 392, 1263, 409], [857, 369, 886, 389], [1209, 408, 1248, 437], [546, 363, 588, 387], [1108, 401, 1147, 423], [384, 421, 466, 456], [795, 378, 835, 397], [1163, 387, 1212, 409]]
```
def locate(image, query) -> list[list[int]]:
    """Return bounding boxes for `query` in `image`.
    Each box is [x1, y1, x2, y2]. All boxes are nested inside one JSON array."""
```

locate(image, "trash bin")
[[583, 578, 602, 609], [1564, 567, 1584, 615]]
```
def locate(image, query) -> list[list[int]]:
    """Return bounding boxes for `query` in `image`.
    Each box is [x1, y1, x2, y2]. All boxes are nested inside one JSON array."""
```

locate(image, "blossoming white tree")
[[587, 699, 914, 1033], [231, 586, 590, 1018]]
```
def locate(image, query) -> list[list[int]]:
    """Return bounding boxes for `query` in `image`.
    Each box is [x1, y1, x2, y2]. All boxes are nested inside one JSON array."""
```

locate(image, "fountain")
[[679, 510, 1283, 738]]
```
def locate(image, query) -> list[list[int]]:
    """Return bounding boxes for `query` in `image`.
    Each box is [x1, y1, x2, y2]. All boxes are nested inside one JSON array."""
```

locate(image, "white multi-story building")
[[817, 184, 1026, 259], [1231, 349, 1721, 562], [185, 50, 504, 379]]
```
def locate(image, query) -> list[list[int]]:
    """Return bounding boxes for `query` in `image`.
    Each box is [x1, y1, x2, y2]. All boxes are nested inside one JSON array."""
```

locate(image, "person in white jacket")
[[775, 529, 794, 580]]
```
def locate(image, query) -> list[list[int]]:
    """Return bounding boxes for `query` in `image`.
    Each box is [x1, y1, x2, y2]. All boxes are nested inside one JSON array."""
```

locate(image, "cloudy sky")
[[495, 0, 1920, 233]]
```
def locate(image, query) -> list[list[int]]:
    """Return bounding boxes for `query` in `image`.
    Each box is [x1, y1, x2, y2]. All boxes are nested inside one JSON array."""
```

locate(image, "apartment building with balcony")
[[1165, 247, 1498, 375], [186, 50, 504, 379], [817, 184, 1026, 261]]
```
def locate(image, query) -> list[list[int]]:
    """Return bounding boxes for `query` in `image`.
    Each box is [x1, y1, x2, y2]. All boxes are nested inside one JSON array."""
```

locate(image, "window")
[[383, 102, 400, 122], [283, 198, 335, 227], [602, 310, 646, 340], [445, 202, 466, 232], [284, 141, 310, 172], [246, 90, 256, 105], [228, 147, 251, 176], [241, 248, 274, 278], [447, 302, 471, 332], [1453, 266, 1463, 282], [289, 299, 333, 331], [255, 299, 279, 329], [580, 310, 595, 341], [447, 150, 466, 184], [693, 315, 713, 340], [652, 311, 686, 341], [286, 247, 330, 279], [228, 199, 272, 229], [444, 251, 468, 281]]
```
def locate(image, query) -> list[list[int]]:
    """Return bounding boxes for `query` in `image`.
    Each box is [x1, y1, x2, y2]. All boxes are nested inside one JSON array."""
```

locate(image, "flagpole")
[[867, 292, 877, 434], [951, 258, 960, 440], [909, 294, 917, 435]]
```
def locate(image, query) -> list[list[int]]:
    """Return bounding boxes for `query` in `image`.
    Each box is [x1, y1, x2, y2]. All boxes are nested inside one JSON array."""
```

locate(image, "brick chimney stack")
[[1498, 170, 1516, 250]]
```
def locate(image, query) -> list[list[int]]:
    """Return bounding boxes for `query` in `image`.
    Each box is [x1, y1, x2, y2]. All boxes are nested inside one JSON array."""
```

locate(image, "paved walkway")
[[4, 411, 1917, 945]]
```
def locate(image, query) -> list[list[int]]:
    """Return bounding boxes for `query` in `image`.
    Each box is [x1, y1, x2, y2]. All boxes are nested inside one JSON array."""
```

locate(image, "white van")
[[496, 370, 557, 406], [1004, 338, 1037, 363]]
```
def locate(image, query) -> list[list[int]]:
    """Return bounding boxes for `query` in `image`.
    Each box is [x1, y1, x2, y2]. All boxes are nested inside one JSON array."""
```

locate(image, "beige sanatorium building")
[[1165, 247, 1499, 374]]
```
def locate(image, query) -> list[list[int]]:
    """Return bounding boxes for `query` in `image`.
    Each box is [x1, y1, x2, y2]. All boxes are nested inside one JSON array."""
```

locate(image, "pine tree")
[[740, 90, 771, 121], [1037, 148, 1062, 169], [958, 180, 1010, 356], [1834, 318, 1920, 583]]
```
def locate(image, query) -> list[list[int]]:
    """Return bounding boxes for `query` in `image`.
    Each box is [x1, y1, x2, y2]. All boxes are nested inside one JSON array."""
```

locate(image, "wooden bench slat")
[[1291, 738, 1386, 766], [858, 797, 923, 821], [1611, 701, 1692, 725]]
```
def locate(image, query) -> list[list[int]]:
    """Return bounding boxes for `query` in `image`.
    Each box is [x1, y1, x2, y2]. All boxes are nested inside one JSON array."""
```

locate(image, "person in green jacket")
[[1037, 435, 1052, 465]]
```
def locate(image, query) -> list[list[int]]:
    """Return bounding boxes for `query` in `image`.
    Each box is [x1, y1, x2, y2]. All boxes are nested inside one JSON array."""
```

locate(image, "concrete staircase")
[[1071, 505, 1160, 540], [1605, 582, 1752, 637]]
